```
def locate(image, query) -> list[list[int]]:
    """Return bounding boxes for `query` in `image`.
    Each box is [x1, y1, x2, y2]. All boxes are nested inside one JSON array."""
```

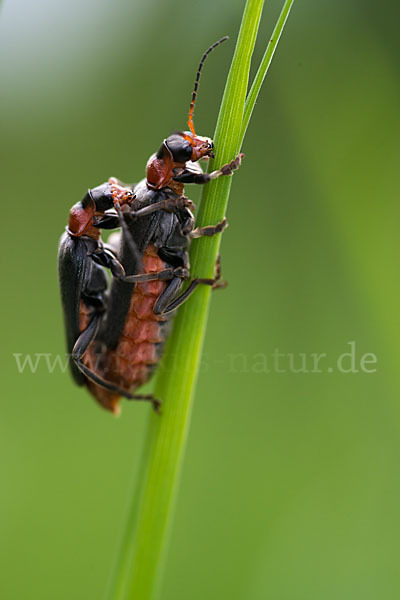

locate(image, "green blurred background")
[[1, 0, 400, 598]]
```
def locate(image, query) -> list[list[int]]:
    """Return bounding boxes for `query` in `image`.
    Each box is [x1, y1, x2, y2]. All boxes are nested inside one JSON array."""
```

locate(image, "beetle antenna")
[[187, 36, 229, 136]]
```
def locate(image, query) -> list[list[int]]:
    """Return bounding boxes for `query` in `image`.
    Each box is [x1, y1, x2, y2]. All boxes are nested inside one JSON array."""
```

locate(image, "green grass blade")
[[106, 1, 295, 599], [241, 0, 296, 142]]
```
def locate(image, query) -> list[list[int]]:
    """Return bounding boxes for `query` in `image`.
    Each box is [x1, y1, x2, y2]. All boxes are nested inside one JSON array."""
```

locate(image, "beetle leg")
[[125, 394, 161, 414], [173, 153, 244, 185], [208, 152, 244, 179], [120, 266, 189, 283], [113, 200, 143, 268], [72, 314, 160, 411], [124, 196, 195, 220], [93, 214, 120, 230], [93, 204, 144, 274], [154, 278, 213, 315], [211, 254, 228, 290], [153, 277, 184, 314], [96, 196, 194, 229], [190, 217, 227, 238], [89, 247, 126, 278], [154, 255, 225, 315]]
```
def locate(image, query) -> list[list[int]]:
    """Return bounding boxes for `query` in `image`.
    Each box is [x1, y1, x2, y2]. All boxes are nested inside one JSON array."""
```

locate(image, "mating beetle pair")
[[58, 37, 243, 414]]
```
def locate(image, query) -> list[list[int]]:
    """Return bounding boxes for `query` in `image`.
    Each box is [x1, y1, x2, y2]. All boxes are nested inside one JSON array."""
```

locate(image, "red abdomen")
[[81, 244, 170, 414]]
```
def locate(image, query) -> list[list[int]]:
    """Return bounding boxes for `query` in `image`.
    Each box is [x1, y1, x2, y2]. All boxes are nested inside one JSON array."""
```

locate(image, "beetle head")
[[182, 131, 214, 161], [146, 38, 227, 190], [164, 132, 214, 164]]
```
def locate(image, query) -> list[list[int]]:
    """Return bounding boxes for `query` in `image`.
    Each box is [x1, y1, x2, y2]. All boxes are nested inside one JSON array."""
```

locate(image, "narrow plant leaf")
[[241, 0, 296, 142], [106, 1, 295, 599]]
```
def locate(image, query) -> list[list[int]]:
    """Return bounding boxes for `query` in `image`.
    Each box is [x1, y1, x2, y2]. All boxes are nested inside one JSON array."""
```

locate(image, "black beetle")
[[58, 37, 242, 414]]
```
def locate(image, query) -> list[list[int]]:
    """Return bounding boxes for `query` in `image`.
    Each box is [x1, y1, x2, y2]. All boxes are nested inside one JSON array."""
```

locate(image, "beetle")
[[59, 37, 243, 415], [58, 179, 160, 403]]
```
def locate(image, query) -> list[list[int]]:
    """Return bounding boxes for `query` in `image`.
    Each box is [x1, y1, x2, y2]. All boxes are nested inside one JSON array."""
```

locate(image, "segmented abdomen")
[[81, 244, 172, 414]]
